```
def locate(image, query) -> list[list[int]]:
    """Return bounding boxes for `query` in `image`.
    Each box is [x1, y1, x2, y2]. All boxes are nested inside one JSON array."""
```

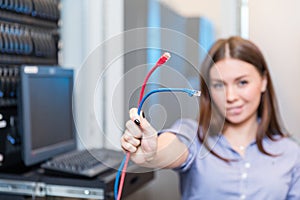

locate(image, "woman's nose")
[[226, 86, 238, 102]]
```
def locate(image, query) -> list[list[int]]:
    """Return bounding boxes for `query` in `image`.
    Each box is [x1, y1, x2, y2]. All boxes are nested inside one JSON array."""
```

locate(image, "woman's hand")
[[121, 108, 158, 165]]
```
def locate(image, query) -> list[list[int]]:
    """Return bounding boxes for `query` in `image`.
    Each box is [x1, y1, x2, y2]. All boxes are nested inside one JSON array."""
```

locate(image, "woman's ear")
[[261, 73, 268, 93]]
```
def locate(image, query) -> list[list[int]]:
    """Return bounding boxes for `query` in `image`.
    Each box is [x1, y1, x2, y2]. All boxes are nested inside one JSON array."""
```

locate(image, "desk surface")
[[0, 164, 154, 200]]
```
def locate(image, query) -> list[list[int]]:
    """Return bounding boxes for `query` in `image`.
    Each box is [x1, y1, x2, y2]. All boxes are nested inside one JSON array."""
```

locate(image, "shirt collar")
[[217, 134, 257, 151]]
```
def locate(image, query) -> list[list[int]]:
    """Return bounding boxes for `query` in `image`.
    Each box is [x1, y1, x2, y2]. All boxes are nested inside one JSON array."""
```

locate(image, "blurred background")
[[59, 0, 300, 199]]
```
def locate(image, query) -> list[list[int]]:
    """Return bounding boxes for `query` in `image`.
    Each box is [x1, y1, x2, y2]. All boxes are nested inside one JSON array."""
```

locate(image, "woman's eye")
[[212, 83, 224, 89], [238, 80, 248, 86]]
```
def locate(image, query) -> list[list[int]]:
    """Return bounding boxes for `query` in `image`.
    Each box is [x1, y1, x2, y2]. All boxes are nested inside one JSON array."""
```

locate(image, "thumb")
[[139, 113, 157, 161], [129, 108, 140, 122], [140, 115, 157, 138]]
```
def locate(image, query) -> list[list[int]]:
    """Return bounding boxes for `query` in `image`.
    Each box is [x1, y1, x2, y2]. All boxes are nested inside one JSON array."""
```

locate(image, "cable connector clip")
[[157, 52, 171, 65], [192, 90, 201, 97]]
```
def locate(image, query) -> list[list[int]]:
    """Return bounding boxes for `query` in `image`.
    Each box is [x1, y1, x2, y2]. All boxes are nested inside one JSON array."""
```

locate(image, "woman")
[[121, 36, 300, 199]]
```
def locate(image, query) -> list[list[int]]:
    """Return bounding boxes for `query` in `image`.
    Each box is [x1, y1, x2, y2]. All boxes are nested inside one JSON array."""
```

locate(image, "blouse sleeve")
[[158, 118, 199, 172], [286, 145, 300, 199]]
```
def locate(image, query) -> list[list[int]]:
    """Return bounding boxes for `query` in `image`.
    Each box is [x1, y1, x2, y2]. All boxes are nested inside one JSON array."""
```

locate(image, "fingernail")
[[134, 119, 140, 126], [142, 111, 145, 118]]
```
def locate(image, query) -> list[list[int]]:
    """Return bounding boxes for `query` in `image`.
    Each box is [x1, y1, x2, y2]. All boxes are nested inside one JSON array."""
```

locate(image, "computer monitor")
[[19, 66, 76, 166]]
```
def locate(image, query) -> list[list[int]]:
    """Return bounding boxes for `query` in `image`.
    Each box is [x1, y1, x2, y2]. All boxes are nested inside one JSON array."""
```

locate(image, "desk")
[[0, 164, 154, 199]]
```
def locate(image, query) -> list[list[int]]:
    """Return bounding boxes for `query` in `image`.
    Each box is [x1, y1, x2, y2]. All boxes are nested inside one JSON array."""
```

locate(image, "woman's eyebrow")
[[234, 75, 248, 81], [211, 75, 248, 82]]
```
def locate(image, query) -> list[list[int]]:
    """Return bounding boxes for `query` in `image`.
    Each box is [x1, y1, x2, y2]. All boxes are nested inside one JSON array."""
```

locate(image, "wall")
[[60, 0, 124, 150], [160, 0, 239, 38], [249, 0, 300, 141], [61, 0, 103, 149]]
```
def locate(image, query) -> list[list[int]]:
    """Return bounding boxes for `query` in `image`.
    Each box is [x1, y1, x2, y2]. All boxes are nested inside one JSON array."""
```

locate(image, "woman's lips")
[[226, 105, 243, 115]]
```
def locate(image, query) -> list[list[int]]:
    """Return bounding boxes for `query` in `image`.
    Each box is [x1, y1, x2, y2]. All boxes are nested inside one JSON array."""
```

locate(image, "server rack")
[[0, 0, 60, 169]]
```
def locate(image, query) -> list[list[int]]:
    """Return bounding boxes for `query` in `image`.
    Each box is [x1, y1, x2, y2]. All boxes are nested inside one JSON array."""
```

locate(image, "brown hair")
[[199, 36, 287, 161]]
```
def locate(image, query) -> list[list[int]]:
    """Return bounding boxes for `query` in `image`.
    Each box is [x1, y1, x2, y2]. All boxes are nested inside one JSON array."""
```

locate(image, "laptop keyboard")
[[41, 148, 124, 178]]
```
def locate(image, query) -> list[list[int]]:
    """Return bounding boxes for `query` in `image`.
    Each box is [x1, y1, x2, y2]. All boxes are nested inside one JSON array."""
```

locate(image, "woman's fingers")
[[125, 120, 143, 138], [121, 135, 137, 153], [129, 108, 139, 121], [123, 130, 141, 146], [121, 141, 137, 153]]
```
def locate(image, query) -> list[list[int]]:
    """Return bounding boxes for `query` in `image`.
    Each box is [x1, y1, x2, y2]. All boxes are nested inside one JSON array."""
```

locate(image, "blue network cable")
[[114, 155, 127, 199], [114, 88, 201, 200], [137, 88, 201, 115]]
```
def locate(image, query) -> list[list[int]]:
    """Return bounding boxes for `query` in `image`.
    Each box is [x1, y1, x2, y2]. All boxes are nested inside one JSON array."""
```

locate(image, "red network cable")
[[138, 52, 171, 105], [116, 52, 171, 200]]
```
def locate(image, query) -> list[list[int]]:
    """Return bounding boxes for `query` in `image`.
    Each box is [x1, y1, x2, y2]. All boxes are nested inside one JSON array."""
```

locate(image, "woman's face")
[[209, 58, 267, 125]]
